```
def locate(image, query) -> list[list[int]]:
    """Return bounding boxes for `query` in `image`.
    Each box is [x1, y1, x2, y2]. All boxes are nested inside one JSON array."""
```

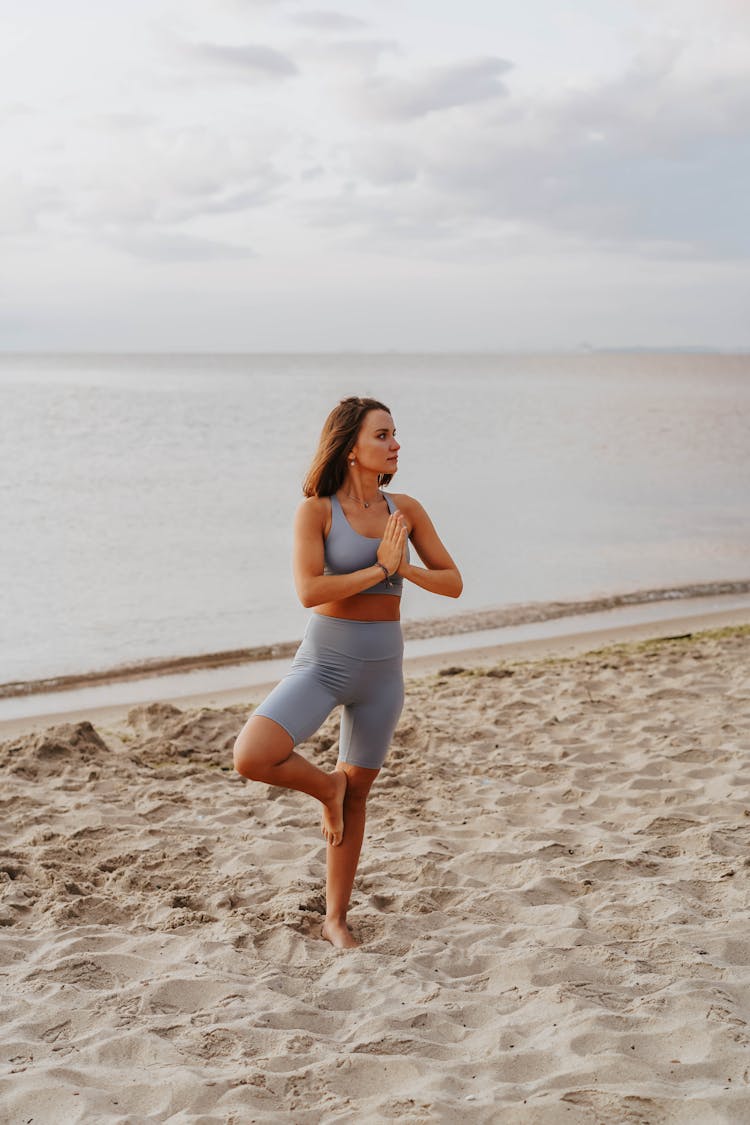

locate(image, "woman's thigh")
[[250, 665, 341, 748], [234, 713, 296, 771], [338, 660, 404, 769]]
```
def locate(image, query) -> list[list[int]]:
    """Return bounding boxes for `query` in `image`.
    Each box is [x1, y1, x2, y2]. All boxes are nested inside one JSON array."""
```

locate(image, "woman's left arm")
[[396, 496, 463, 598]]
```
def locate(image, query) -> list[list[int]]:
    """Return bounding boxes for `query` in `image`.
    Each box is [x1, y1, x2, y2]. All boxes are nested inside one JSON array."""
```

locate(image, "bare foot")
[[320, 770, 347, 847], [322, 918, 359, 949]]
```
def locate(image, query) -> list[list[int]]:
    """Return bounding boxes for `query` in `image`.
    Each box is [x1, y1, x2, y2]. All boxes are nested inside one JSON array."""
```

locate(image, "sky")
[[1, 0, 749, 351]]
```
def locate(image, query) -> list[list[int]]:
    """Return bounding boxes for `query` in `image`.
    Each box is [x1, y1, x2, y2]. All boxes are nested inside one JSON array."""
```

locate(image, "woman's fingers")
[[384, 518, 406, 552], [378, 512, 407, 572], [384, 511, 405, 539], [384, 515, 402, 540], [377, 513, 407, 576], [380, 523, 407, 572]]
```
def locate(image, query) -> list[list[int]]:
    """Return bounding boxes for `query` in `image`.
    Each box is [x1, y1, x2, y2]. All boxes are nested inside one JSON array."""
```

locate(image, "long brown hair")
[[303, 396, 393, 497]]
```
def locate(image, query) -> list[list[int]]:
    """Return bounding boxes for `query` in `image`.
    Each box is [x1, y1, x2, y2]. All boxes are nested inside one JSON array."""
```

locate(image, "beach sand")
[[2, 622, 750, 1122]]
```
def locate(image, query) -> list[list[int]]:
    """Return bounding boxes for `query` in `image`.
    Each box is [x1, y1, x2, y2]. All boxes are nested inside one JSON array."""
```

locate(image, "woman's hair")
[[303, 396, 393, 497]]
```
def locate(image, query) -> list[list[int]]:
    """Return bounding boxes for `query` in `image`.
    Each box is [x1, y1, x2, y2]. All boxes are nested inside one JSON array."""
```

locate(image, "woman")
[[233, 396, 462, 948]]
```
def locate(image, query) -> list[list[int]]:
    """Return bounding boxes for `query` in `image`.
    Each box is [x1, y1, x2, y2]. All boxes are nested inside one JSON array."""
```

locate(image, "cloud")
[[553, 46, 750, 155], [320, 50, 750, 260], [77, 162, 282, 228], [0, 177, 58, 236], [0, 101, 34, 121], [346, 141, 419, 186], [306, 190, 460, 247], [291, 10, 367, 33], [358, 56, 513, 119], [89, 112, 155, 133], [295, 36, 400, 73], [112, 230, 256, 262], [185, 40, 298, 79], [55, 125, 287, 240]]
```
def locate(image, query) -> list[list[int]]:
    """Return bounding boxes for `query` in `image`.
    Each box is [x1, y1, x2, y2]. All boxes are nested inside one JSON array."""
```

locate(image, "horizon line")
[[1, 346, 749, 357]]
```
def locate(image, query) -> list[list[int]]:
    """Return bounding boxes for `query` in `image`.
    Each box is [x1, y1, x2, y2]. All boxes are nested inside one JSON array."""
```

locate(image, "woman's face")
[[351, 409, 400, 476]]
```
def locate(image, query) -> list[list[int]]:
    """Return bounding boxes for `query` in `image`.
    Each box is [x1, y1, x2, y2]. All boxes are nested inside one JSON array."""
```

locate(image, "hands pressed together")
[[376, 509, 408, 577]]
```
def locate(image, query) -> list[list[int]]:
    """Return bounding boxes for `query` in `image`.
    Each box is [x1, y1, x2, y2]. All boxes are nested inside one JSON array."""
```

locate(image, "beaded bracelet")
[[376, 562, 393, 587]]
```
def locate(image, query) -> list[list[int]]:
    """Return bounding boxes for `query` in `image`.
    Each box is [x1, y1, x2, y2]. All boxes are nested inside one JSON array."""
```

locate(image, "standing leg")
[[322, 763, 380, 949]]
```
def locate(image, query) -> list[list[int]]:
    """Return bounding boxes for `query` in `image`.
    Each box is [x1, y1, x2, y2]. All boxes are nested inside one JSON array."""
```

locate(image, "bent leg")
[[322, 763, 380, 949], [233, 713, 347, 847]]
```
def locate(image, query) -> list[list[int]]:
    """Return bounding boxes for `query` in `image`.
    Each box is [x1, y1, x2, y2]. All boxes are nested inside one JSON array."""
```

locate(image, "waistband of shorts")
[[303, 614, 403, 660]]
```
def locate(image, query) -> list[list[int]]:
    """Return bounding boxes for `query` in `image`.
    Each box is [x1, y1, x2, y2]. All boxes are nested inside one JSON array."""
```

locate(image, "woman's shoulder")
[[295, 493, 332, 525], [385, 492, 423, 514], [299, 493, 332, 508]]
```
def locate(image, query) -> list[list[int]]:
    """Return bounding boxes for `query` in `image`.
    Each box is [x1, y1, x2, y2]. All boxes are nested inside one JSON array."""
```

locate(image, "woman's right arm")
[[292, 498, 406, 609]]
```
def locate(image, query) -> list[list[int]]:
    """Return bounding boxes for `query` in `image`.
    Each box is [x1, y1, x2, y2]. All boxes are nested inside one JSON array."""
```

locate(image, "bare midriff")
[[313, 593, 400, 622]]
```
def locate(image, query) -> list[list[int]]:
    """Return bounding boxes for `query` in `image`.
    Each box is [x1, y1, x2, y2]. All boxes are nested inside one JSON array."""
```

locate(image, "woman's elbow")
[[451, 572, 463, 598], [295, 582, 316, 609]]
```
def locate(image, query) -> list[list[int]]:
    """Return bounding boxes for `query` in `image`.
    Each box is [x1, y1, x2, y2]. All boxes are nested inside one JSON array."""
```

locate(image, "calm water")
[[1, 353, 749, 684]]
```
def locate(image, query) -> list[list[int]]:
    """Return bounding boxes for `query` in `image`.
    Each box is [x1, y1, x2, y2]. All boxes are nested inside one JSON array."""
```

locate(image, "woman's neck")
[[341, 472, 382, 508]]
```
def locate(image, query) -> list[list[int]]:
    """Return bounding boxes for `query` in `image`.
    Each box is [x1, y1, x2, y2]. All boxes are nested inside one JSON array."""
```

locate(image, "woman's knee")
[[341, 764, 379, 805], [233, 715, 294, 778]]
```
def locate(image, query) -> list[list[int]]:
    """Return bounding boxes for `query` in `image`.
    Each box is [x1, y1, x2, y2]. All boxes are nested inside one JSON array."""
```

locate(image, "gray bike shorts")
[[252, 614, 404, 770]]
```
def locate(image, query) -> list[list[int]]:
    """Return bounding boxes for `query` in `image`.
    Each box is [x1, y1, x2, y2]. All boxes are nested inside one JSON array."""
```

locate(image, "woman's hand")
[[387, 494, 463, 598], [376, 511, 408, 576]]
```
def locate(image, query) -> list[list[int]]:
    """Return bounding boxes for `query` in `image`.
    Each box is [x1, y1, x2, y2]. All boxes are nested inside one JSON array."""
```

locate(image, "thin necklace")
[[345, 489, 382, 510]]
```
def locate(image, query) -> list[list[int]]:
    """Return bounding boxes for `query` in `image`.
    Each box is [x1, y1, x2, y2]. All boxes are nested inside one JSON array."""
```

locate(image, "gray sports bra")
[[324, 492, 410, 597]]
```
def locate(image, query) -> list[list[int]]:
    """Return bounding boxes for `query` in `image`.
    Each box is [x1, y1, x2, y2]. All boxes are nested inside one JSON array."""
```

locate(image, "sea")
[[1, 352, 749, 688]]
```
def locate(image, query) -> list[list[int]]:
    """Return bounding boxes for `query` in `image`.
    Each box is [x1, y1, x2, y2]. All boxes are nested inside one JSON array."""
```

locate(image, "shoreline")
[[3, 577, 749, 703], [2, 593, 749, 741]]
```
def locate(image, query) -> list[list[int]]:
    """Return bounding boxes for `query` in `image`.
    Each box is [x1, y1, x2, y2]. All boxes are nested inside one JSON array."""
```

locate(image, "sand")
[[2, 623, 750, 1123]]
